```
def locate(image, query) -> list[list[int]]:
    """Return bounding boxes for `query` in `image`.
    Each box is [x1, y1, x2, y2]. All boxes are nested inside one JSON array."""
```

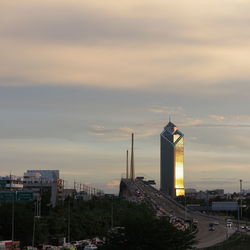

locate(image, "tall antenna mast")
[[130, 133, 135, 180], [126, 150, 129, 179], [240, 179, 243, 220]]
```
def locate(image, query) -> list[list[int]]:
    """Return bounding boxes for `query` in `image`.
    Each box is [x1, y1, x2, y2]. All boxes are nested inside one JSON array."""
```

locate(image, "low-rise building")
[[185, 188, 197, 197], [0, 175, 23, 191], [23, 170, 63, 207], [206, 189, 224, 198]]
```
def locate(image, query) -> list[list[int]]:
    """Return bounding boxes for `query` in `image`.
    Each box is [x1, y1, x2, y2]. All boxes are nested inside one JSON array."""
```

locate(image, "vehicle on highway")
[[84, 244, 98, 250], [193, 219, 198, 225]]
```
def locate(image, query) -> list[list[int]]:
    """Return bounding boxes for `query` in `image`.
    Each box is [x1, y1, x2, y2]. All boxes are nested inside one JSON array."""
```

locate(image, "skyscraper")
[[160, 121, 185, 197]]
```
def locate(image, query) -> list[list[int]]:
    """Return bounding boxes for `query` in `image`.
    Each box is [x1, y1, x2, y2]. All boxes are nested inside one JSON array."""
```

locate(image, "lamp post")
[[67, 198, 71, 243], [11, 191, 16, 243], [184, 195, 187, 221], [32, 198, 40, 249], [32, 200, 36, 248]]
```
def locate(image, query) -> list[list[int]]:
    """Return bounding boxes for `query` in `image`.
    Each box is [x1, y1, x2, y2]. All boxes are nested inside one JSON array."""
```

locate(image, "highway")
[[121, 178, 235, 249]]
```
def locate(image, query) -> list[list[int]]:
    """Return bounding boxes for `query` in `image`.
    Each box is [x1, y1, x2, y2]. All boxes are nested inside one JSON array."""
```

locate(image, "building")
[[160, 121, 185, 197], [62, 188, 77, 199], [206, 189, 224, 198], [185, 188, 197, 197], [196, 191, 209, 201], [0, 175, 23, 191], [23, 170, 63, 207], [0, 175, 34, 202]]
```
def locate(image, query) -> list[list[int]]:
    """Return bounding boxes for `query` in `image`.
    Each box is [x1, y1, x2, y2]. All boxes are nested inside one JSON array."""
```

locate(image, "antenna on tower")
[[126, 150, 129, 179], [130, 133, 135, 180]]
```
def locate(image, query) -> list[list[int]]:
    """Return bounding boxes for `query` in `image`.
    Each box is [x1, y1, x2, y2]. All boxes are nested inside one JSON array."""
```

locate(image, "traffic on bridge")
[[120, 177, 235, 249]]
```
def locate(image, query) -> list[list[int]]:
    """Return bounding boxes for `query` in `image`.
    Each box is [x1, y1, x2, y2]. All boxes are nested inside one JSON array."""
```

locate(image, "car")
[[209, 227, 215, 231], [193, 219, 198, 224], [213, 221, 219, 225]]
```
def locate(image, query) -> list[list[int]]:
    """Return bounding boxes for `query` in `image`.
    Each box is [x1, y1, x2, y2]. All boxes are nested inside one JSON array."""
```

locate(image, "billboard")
[[0, 180, 7, 189], [16, 192, 33, 201], [0, 192, 15, 201], [212, 202, 238, 211], [0, 191, 33, 201]]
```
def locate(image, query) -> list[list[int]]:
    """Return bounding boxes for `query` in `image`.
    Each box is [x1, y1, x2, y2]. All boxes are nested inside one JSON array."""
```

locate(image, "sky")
[[1, 0, 250, 193]]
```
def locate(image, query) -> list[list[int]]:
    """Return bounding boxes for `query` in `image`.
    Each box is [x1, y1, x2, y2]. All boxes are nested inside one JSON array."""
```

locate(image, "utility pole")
[[10, 175, 16, 244], [67, 198, 71, 243], [237, 205, 240, 231], [32, 203, 36, 248], [32, 199, 39, 248], [11, 191, 15, 243], [111, 202, 114, 229], [184, 195, 187, 221]]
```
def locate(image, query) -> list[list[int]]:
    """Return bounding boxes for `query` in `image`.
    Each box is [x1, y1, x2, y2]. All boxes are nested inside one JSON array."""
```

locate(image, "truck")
[[0, 241, 20, 250]]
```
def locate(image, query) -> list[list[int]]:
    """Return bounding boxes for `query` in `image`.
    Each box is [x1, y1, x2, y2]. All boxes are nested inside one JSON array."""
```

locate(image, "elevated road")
[[120, 178, 235, 249]]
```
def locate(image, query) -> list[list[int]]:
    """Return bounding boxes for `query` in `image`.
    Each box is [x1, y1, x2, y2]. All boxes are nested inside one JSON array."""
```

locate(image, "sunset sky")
[[1, 0, 250, 193]]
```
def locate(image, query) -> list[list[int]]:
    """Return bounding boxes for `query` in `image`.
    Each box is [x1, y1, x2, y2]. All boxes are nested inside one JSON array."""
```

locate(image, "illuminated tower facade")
[[160, 121, 185, 197]]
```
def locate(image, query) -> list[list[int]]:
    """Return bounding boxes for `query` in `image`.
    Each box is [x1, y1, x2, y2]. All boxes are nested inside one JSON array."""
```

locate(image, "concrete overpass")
[[120, 178, 235, 249]]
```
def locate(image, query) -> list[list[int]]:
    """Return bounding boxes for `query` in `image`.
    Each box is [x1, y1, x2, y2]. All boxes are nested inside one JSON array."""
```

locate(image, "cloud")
[[197, 124, 250, 128], [88, 116, 207, 141], [2, 0, 250, 47], [229, 115, 250, 121], [147, 106, 183, 114], [89, 125, 134, 140], [179, 119, 204, 127], [1, 0, 250, 94], [209, 114, 250, 122], [2, 0, 250, 193], [208, 115, 225, 121], [106, 180, 120, 188], [89, 124, 158, 141], [89, 125, 106, 136]]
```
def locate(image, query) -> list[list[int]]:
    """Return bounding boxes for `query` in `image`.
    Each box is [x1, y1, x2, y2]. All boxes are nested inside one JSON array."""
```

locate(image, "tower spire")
[[126, 150, 129, 179], [130, 133, 135, 180]]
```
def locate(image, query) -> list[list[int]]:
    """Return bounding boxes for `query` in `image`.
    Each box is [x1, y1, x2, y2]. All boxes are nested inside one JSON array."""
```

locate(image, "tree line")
[[0, 197, 196, 249]]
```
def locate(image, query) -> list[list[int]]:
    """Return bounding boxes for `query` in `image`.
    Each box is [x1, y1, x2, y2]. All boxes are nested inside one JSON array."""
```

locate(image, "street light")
[[32, 198, 41, 248], [11, 191, 17, 243]]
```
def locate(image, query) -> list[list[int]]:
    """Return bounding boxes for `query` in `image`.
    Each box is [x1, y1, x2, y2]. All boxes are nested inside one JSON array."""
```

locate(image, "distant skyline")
[[1, 0, 250, 193]]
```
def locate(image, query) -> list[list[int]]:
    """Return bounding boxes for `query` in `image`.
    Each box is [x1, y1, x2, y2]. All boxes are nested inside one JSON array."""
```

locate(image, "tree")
[[102, 214, 196, 250]]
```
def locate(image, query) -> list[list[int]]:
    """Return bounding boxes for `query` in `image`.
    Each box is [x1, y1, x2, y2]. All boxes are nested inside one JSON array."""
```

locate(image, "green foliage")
[[0, 197, 196, 249], [102, 216, 196, 250], [0, 202, 33, 244]]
